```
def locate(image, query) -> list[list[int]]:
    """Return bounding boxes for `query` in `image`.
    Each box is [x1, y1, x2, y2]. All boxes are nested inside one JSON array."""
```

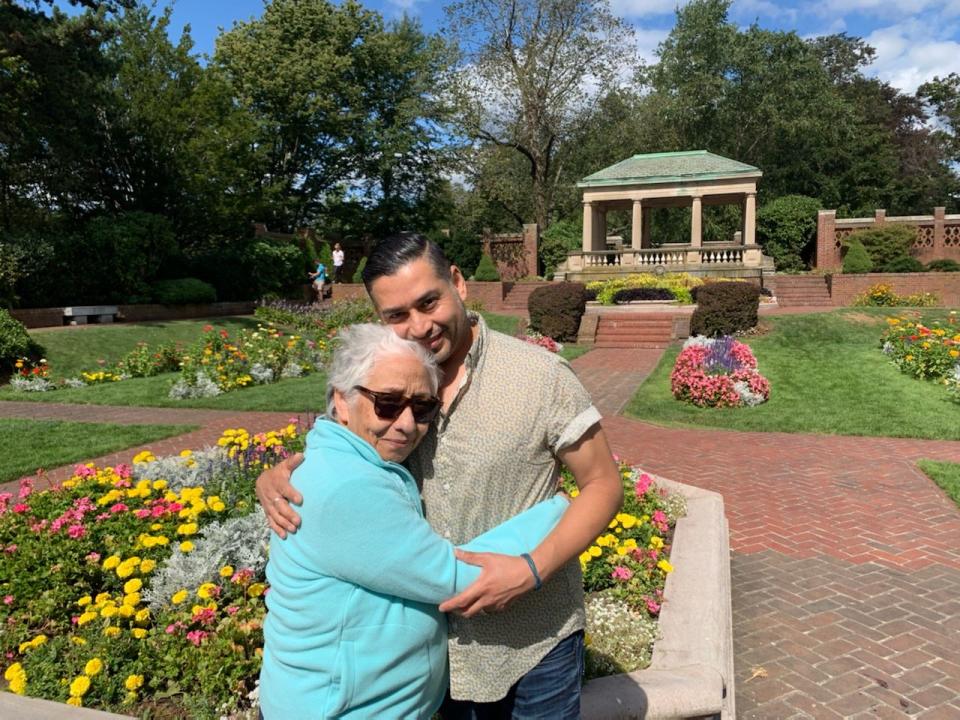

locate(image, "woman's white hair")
[[325, 323, 440, 420]]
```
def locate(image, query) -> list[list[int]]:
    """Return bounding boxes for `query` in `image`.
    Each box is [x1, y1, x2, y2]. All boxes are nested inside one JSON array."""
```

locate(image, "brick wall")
[[118, 302, 255, 322], [482, 224, 539, 281], [9, 308, 64, 329], [828, 273, 960, 306], [330, 282, 513, 311]]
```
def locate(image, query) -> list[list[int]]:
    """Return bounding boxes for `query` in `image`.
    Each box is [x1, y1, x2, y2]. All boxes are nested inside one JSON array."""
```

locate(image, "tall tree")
[[443, 0, 637, 231]]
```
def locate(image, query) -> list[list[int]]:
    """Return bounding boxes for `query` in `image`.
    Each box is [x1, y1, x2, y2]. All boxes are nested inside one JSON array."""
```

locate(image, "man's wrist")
[[520, 553, 542, 591]]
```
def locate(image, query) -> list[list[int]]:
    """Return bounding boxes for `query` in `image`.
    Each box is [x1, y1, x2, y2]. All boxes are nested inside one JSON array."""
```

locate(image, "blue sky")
[[105, 0, 960, 93]]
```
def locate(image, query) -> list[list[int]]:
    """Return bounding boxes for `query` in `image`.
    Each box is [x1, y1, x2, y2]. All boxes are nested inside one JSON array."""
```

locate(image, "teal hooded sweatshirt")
[[259, 418, 568, 719]]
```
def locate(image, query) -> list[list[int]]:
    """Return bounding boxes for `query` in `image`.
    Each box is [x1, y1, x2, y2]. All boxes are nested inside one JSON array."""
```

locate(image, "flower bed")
[[1, 434, 681, 716], [853, 282, 939, 307], [881, 312, 960, 402], [586, 273, 703, 305], [670, 336, 770, 408]]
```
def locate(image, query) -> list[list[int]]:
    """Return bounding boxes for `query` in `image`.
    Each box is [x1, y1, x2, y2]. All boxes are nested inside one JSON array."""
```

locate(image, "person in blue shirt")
[[259, 324, 568, 719], [309, 261, 328, 301]]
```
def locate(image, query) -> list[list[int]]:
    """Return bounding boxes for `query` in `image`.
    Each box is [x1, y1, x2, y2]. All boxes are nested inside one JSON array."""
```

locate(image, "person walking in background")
[[332, 243, 345, 283], [309, 260, 328, 302]]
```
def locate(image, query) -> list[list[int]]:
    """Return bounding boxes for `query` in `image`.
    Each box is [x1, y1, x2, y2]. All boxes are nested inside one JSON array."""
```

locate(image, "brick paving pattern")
[[4, 332, 960, 718]]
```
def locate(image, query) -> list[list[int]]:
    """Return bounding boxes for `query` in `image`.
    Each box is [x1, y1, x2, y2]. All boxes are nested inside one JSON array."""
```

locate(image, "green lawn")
[[917, 460, 960, 508], [625, 307, 960, 440], [0, 419, 197, 484]]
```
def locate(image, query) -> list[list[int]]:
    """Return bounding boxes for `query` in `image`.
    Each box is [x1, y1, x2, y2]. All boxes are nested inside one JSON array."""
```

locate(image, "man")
[[257, 233, 622, 718], [332, 242, 345, 283]]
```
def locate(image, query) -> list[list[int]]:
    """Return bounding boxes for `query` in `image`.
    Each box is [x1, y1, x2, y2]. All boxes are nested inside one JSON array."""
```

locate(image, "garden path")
[[571, 349, 960, 720]]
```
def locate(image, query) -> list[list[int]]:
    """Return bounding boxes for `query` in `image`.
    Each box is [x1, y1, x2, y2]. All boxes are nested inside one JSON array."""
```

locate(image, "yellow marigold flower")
[[102, 555, 121, 570], [657, 559, 674, 573], [77, 595, 92, 607], [247, 583, 266, 598], [951, 350, 959, 358], [211, 500, 226, 512], [588, 546, 602, 558], [616, 513, 638, 529], [123, 578, 143, 594], [77, 611, 98, 626], [140, 559, 157, 573], [101, 605, 119, 619], [153, 479, 168, 490], [219, 565, 235, 578], [69, 675, 91, 697], [95, 592, 111, 605], [135, 608, 150, 623], [197, 583, 217, 600], [179, 541, 195, 553], [569, 488, 580, 498], [649, 536, 664, 550], [84, 659, 103, 676], [70, 636, 87, 646], [116, 564, 134, 579], [132, 628, 148, 639], [616, 546, 629, 556], [623, 538, 638, 550], [4, 663, 24, 681], [125, 674, 144, 691], [177, 522, 198, 536], [103, 627, 121, 638], [607, 517, 619, 529], [119, 604, 135, 618], [67, 696, 82, 707], [171, 590, 189, 605], [578, 551, 592, 565]]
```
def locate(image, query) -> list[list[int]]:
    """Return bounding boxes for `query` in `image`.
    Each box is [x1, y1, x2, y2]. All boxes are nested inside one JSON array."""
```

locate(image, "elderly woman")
[[259, 324, 568, 719]]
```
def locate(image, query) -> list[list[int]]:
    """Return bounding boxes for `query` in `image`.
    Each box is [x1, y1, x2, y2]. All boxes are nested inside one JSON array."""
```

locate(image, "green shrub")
[[303, 235, 320, 267], [690, 282, 760, 337], [151, 278, 217, 305], [756, 194, 821, 271], [0, 308, 40, 373], [586, 273, 701, 305], [528, 283, 586, 342], [842, 239, 873, 274], [540, 220, 581, 278], [883, 256, 925, 273], [352, 256, 367, 284], [318, 240, 334, 269], [612, 287, 675, 303], [848, 225, 917, 272], [927, 259, 960, 272], [473, 253, 501, 281]]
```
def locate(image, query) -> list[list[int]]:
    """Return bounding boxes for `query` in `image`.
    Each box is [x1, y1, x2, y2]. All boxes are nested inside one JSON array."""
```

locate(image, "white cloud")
[[864, 20, 960, 92], [633, 27, 671, 64], [733, 0, 795, 23], [610, 0, 688, 18]]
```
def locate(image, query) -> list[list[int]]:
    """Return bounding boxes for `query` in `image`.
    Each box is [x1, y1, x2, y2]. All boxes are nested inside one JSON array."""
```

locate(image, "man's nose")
[[409, 312, 432, 339]]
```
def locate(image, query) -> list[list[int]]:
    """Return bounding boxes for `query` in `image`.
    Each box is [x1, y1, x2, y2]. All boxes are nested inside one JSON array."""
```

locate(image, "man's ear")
[[450, 265, 467, 302]]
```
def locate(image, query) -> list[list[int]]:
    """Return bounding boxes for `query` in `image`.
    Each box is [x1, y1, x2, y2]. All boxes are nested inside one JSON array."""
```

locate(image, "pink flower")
[[85, 552, 101, 563], [226, 606, 240, 616], [12, 504, 29, 514], [67, 524, 86, 539], [3, 595, 13, 605], [109, 503, 128, 513], [186, 630, 209, 646], [18, 478, 33, 500], [645, 597, 661, 614], [611, 566, 633, 581], [634, 473, 653, 496], [4, 545, 17, 554], [134, 509, 151, 519]]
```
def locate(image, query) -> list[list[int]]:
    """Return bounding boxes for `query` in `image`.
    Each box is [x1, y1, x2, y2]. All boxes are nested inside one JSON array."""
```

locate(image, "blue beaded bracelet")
[[520, 553, 542, 591]]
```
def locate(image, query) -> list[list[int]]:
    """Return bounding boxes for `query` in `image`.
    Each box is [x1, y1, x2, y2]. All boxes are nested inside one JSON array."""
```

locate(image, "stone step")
[[596, 328, 673, 338], [594, 340, 672, 349]]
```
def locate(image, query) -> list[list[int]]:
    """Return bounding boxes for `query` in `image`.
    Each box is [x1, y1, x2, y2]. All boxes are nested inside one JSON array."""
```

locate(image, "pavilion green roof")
[[577, 150, 762, 188]]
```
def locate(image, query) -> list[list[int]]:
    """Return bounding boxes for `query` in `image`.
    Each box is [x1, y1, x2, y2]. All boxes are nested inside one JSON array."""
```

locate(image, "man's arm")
[[256, 454, 305, 538], [438, 423, 622, 617]]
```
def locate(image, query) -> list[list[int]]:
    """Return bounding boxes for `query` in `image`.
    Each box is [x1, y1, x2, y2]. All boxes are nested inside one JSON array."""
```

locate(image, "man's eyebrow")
[[380, 290, 438, 315]]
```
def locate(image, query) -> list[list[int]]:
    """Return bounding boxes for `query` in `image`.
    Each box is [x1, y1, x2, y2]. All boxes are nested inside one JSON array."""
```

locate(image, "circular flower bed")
[[670, 336, 770, 408]]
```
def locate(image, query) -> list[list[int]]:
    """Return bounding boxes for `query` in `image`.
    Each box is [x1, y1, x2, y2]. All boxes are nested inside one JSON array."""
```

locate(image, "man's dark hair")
[[361, 233, 453, 291]]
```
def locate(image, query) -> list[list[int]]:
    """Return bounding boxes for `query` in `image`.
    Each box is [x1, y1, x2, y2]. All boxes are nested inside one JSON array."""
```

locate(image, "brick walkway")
[[4, 338, 960, 717]]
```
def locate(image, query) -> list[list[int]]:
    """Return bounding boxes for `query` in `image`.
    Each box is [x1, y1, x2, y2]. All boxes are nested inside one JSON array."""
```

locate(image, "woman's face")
[[333, 353, 435, 463]]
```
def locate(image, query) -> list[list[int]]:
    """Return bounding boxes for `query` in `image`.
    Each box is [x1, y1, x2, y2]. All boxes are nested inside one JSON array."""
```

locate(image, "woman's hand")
[[256, 453, 305, 538]]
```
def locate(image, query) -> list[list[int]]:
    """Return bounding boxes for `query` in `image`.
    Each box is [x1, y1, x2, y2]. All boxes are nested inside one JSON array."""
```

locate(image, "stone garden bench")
[[63, 305, 119, 325]]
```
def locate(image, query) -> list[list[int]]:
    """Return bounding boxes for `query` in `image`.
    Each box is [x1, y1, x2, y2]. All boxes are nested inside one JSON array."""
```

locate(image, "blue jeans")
[[439, 630, 585, 720]]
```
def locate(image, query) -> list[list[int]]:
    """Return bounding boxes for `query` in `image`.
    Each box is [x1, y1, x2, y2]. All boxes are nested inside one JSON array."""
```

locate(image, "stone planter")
[[582, 476, 735, 720], [0, 693, 133, 719]]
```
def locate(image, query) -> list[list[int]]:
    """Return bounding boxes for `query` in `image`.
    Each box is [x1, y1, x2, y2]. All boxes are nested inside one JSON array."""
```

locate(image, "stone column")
[[816, 210, 838, 270], [582, 201, 593, 253], [875, 209, 886, 226], [631, 200, 643, 250], [744, 192, 757, 246], [690, 196, 703, 248], [934, 206, 945, 258], [598, 207, 608, 250], [522, 223, 539, 277]]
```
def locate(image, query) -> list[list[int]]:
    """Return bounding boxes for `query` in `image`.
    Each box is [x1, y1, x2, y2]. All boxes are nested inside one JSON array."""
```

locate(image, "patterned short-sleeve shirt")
[[405, 314, 602, 702]]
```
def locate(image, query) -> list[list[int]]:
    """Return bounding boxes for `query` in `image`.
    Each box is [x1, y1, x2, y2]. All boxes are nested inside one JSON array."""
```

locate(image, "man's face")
[[369, 256, 471, 365]]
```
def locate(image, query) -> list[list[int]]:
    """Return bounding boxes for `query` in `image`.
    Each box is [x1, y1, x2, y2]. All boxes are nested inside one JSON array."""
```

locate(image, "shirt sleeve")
[[292, 469, 567, 603], [544, 358, 602, 453]]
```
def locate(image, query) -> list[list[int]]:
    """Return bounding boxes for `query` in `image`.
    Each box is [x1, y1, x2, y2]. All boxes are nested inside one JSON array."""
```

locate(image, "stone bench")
[[63, 306, 119, 325]]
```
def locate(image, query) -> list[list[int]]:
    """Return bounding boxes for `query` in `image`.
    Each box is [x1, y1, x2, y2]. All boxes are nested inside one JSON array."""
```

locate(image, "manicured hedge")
[[151, 278, 217, 305], [0, 308, 40, 374], [473, 253, 501, 281], [690, 282, 760, 337], [611, 287, 675, 303], [528, 283, 586, 342]]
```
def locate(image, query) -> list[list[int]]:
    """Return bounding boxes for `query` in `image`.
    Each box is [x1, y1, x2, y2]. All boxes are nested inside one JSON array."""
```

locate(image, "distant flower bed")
[[0, 424, 302, 718], [519, 329, 563, 353], [586, 273, 703, 305], [671, 336, 770, 408], [854, 283, 939, 308], [881, 313, 960, 402]]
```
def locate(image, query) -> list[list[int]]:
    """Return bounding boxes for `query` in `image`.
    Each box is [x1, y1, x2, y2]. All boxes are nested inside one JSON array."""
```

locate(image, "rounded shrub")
[[352, 256, 367, 284], [0, 308, 40, 373], [882, 256, 925, 273], [756, 194, 821, 271], [848, 225, 917, 272], [528, 283, 586, 342], [690, 282, 760, 337], [927, 259, 960, 272], [151, 278, 217, 305], [611, 287, 675, 303], [842, 239, 873, 274], [473, 253, 501, 281]]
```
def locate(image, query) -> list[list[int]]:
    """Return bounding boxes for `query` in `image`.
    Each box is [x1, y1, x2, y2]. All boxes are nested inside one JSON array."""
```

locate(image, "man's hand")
[[438, 550, 537, 617], [256, 453, 305, 538]]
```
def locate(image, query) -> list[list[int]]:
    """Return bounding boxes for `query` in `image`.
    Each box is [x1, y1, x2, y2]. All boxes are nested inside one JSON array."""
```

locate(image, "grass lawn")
[[0, 419, 197, 484], [625, 307, 960, 440], [482, 311, 592, 362], [917, 460, 960, 508]]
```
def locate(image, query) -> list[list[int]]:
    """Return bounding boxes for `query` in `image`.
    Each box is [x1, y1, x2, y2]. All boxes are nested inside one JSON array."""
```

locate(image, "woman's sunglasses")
[[354, 386, 441, 424]]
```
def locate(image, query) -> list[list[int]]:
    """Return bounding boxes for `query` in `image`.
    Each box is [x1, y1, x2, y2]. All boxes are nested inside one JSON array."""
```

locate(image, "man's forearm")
[[528, 475, 622, 582]]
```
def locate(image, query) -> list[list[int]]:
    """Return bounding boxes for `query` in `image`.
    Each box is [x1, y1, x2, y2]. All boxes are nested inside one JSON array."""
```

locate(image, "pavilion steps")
[[594, 314, 675, 349], [771, 276, 832, 306], [499, 283, 541, 313]]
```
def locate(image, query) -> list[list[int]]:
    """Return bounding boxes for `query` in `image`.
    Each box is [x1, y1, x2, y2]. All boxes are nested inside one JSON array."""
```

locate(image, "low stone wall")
[[0, 692, 133, 719], [582, 477, 734, 719], [828, 273, 960, 306], [330, 282, 515, 311], [9, 303, 256, 329]]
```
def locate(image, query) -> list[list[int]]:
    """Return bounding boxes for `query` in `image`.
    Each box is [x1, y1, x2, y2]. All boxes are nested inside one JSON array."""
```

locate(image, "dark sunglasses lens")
[[372, 397, 405, 420], [411, 400, 440, 423]]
